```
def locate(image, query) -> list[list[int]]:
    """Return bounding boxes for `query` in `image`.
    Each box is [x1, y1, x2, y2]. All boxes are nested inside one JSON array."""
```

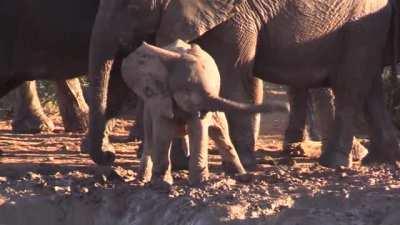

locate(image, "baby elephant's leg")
[[138, 108, 153, 183], [209, 112, 246, 175], [187, 115, 210, 185], [150, 116, 175, 189]]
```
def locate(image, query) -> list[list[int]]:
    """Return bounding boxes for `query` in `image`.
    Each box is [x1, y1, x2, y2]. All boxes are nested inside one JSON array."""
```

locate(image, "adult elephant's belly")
[[254, 30, 339, 88], [254, 64, 332, 88], [254, 0, 390, 87], [12, 49, 88, 81]]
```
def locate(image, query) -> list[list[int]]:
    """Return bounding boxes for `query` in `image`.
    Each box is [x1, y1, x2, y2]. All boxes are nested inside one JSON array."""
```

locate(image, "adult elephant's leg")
[[223, 77, 262, 170], [196, 18, 260, 170], [362, 75, 400, 164], [55, 78, 89, 132], [319, 86, 361, 168], [12, 81, 54, 133], [319, 42, 378, 168], [129, 98, 144, 142], [310, 88, 368, 161], [101, 57, 129, 153], [84, 55, 125, 165], [309, 88, 335, 143], [283, 87, 308, 156]]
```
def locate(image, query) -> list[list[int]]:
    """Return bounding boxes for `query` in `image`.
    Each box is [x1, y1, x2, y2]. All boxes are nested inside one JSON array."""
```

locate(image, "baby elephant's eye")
[[143, 87, 155, 97]]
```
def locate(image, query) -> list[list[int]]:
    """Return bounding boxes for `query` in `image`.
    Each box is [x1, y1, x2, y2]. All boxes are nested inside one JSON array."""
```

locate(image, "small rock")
[[0, 196, 7, 206], [57, 145, 70, 153], [389, 184, 400, 189], [46, 156, 55, 161], [53, 186, 71, 193], [80, 187, 89, 193], [53, 186, 63, 192], [27, 172, 41, 180], [108, 166, 135, 182]]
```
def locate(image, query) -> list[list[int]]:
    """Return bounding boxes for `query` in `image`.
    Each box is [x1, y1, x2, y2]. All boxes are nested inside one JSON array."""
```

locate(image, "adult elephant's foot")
[[362, 141, 400, 165], [319, 150, 352, 168], [128, 124, 143, 142], [237, 151, 257, 171], [231, 138, 257, 171], [221, 161, 238, 174], [80, 137, 116, 166], [12, 114, 54, 133], [189, 167, 209, 187], [62, 113, 88, 133], [283, 142, 307, 157], [171, 138, 189, 170]]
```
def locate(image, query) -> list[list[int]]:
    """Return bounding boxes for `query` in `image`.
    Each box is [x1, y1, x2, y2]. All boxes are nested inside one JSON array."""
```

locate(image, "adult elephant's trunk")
[[204, 96, 289, 114], [84, 10, 120, 165]]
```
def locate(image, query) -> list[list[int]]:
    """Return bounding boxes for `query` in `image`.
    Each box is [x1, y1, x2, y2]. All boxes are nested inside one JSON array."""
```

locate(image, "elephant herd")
[[1, 0, 400, 186]]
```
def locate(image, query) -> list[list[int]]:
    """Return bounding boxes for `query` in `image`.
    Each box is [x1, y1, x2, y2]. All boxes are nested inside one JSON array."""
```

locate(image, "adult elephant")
[[0, 0, 99, 131], [12, 79, 88, 133], [85, 0, 400, 168]]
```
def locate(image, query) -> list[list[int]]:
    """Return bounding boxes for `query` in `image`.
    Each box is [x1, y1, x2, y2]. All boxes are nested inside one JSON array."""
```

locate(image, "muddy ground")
[[0, 87, 400, 225]]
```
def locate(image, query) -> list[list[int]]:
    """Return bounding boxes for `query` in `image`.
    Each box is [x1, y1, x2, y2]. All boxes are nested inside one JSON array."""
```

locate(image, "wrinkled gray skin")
[[0, 0, 98, 133], [12, 79, 88, 133], [284, 88, 368, 162], [86, 0, 400, 169], [122, 42, 281, 185]]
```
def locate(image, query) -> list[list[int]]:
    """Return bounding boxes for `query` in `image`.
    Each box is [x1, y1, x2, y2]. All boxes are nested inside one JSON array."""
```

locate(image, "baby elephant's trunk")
[[205, 96, 289, 114]]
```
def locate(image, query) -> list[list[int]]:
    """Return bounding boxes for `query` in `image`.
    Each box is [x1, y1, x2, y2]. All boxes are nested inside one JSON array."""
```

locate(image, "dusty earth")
[[0, 86, 400, 225]]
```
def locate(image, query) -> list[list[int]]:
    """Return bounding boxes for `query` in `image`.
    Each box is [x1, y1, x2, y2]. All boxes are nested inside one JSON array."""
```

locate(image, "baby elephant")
[[122, 40, 279, 187]]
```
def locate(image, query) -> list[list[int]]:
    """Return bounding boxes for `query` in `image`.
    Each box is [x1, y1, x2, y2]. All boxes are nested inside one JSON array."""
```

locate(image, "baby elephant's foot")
[[319, 151, 352, 168], [150, 173, 173, 192], [150, 178, 172, 193]]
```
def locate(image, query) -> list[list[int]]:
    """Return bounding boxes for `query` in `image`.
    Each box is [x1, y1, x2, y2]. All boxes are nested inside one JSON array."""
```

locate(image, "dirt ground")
[[0, 86, 400, 225]]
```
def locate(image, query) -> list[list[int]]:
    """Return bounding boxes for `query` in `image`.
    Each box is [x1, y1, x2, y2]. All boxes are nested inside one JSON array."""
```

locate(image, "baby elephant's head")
[[166, 44, 221, 114], [122, 40, 287, 119]]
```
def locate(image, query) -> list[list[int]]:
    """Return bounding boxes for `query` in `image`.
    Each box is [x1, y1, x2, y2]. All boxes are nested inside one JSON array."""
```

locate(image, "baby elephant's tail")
[[205, 96, 289, 114]]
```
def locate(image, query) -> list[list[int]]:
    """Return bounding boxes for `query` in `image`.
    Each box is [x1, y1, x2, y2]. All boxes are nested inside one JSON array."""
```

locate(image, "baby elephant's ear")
[[121, 45, 170, 102]]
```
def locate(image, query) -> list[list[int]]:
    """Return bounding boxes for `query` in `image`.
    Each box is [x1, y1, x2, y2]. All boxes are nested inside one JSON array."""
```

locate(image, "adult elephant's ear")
[[156, 0, 244, 46]]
